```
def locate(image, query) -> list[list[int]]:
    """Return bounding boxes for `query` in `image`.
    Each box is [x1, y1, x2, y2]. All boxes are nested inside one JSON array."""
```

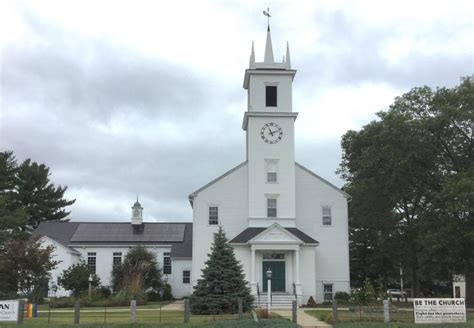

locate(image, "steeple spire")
[[249, 41, 256, 68], [264, 27, 274, 64], [285, 42, 291, 68]]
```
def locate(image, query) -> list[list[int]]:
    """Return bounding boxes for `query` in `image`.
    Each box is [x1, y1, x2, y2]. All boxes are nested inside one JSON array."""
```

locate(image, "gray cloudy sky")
[[1, 0, 472, 222]]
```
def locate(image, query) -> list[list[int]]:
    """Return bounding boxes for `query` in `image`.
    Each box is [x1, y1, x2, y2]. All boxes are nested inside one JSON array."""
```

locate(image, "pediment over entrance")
[[249, 223, 302, 244]]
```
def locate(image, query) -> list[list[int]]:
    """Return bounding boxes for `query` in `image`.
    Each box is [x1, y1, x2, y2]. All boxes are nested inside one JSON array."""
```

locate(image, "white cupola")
[[131, 197, 143, 225]]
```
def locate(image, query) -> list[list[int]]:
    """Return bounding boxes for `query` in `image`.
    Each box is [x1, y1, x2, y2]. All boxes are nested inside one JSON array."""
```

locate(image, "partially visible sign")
[[0, 300, 19, 322], [414, 298, 466, 324]]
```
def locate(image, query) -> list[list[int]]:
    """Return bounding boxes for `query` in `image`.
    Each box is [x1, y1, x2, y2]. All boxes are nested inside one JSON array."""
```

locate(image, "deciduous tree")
[[0, 237, 58, 300], [59, 261, 100, 298], [339, 77, 473, 298]]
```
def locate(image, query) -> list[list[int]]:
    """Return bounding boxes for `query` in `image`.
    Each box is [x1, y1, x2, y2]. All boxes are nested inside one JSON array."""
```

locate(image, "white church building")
[[34, 27, 350, 304], [189, 27, 350, 305]]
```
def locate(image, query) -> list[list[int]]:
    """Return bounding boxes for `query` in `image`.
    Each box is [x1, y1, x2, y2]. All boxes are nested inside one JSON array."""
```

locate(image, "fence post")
[[292, 300, 297, 323], [184, 299, 190, 323], [383, 299, 390, 323], [48, 302, 51, 324], [17, 300, 25, 324], [104, 304, 107, 324], [332, 300, 338, 326], [74, 300, 80, 324], [237, 298, 243, 320], [130, 300, 137, 324]]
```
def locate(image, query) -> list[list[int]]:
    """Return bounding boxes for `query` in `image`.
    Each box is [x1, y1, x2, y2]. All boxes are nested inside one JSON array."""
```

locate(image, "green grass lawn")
[[0, 307, 294, 327], [336, 323, 474, 328], [0, 319, 296, 328], [306, 308, 474, 327]]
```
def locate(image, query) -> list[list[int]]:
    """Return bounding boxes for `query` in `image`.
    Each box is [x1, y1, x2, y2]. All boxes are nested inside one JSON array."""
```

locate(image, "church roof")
[[229, 227, 318, 244], [33, 221, 193, 259]]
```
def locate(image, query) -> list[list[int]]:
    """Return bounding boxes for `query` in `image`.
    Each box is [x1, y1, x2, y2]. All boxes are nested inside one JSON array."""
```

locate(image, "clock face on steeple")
[[261, 122, 283, 144]]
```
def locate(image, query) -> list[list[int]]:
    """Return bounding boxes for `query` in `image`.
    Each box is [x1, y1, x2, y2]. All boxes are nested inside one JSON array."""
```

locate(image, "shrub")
[[97, 286, 111, 299], [146, 282, 173, 301], [334, 291, 350, 303], [255, 308, 269, 319], [306, 296, 317, 307], [59, 261, 100, 298], [112, 247, 164, 297], [318, 311, 333, 324]]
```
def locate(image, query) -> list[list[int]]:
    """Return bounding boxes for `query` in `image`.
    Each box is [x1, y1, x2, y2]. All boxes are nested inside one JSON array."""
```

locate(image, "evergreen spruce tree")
[[190, 226, 253, 314]]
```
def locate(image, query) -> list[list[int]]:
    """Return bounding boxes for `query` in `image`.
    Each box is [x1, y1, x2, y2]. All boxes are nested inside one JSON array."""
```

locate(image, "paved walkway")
[[273, 309, 332, 328], [161, 299, 184, 310]]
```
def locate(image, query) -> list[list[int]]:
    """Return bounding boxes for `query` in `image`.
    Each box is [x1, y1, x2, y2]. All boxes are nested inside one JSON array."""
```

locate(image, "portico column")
[[294, 248, 302, 305], [250, 248, 257, 294], [295, 249, 300, 284], [251, 248, 256, 283]]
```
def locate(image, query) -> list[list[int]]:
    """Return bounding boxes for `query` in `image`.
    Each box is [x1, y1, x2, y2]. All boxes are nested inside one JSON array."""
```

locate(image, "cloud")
[[1, 0, 472, 222]]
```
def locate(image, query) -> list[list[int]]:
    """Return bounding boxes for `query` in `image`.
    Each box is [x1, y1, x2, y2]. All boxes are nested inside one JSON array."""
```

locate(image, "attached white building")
[[189, 28, 351, 304], [33, 201, 193, 298]]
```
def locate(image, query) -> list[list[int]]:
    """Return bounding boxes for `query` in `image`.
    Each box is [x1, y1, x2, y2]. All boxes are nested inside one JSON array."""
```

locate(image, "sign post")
[[0, 300, 20, 323], [414, 298, 466, 324]]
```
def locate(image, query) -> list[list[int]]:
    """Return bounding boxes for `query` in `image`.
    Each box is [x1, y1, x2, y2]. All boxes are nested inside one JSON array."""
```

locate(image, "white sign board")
[[0, 300, 19, 322], [414, 298, 466, 324]]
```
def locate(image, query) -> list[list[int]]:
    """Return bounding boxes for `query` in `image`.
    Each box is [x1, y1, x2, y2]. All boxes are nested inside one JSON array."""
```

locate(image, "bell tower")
[[242, 27, 298, 227], [131, 197, 143, 226]]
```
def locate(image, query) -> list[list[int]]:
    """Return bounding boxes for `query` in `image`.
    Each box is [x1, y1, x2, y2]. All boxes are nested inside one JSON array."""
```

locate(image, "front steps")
[[254, 293, 297, 309]]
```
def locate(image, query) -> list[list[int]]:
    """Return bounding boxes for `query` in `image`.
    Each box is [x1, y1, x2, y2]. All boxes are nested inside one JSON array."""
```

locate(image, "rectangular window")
[[266, 86, 277, 107], [87, 252, 97, 274], [322, 206, 332, 226], [267, 198, 277, 217], [209, 206, 218, 225], [267, 172, 277, 182], [265, 159, 279, 183], [324, 284, 333, 301], [113, 252, 122, 268], [163, 252, 172, 274], [183, 270, 191, 284]]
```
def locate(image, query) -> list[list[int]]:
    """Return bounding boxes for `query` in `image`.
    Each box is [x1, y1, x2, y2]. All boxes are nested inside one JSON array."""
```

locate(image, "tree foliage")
[[190, 226, 253, 314], [0, 237, 59, 300], [0, 150, 75, 232], [339, 78, 473, 297], [0, 150, 75, 299], [59, 261, 100, 298], [111, 246, 164, 299]]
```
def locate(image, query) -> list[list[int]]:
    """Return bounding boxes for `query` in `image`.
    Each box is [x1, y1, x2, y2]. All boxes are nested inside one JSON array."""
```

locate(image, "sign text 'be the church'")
[[414, 298, 466, 324]]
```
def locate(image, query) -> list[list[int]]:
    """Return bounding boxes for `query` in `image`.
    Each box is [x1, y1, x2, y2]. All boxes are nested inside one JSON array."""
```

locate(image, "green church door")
[[262, 261, 286, 292]]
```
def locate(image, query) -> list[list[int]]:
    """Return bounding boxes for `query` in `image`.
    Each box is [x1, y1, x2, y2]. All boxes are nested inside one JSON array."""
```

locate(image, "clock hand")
[[268, 128, 275, 136]]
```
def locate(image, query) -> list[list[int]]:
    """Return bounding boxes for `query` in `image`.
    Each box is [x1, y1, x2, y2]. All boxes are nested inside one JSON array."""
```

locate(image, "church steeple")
[[264, 26, 274, 64]]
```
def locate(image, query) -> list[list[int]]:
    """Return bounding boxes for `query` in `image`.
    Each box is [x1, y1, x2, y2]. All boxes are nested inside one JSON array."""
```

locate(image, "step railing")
[[256, 282, 260, 306]]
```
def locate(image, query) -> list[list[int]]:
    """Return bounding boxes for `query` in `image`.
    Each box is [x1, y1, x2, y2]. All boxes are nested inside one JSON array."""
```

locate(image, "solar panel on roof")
[[70, 223, 186, 243]]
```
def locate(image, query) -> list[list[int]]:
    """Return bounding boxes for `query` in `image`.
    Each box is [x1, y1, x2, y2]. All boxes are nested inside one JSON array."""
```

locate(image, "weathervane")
[[263, 8, 271, 30]]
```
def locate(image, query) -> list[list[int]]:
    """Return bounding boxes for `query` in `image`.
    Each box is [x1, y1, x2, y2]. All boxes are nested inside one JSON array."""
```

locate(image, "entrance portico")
[[230, 223, 319, 304]]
